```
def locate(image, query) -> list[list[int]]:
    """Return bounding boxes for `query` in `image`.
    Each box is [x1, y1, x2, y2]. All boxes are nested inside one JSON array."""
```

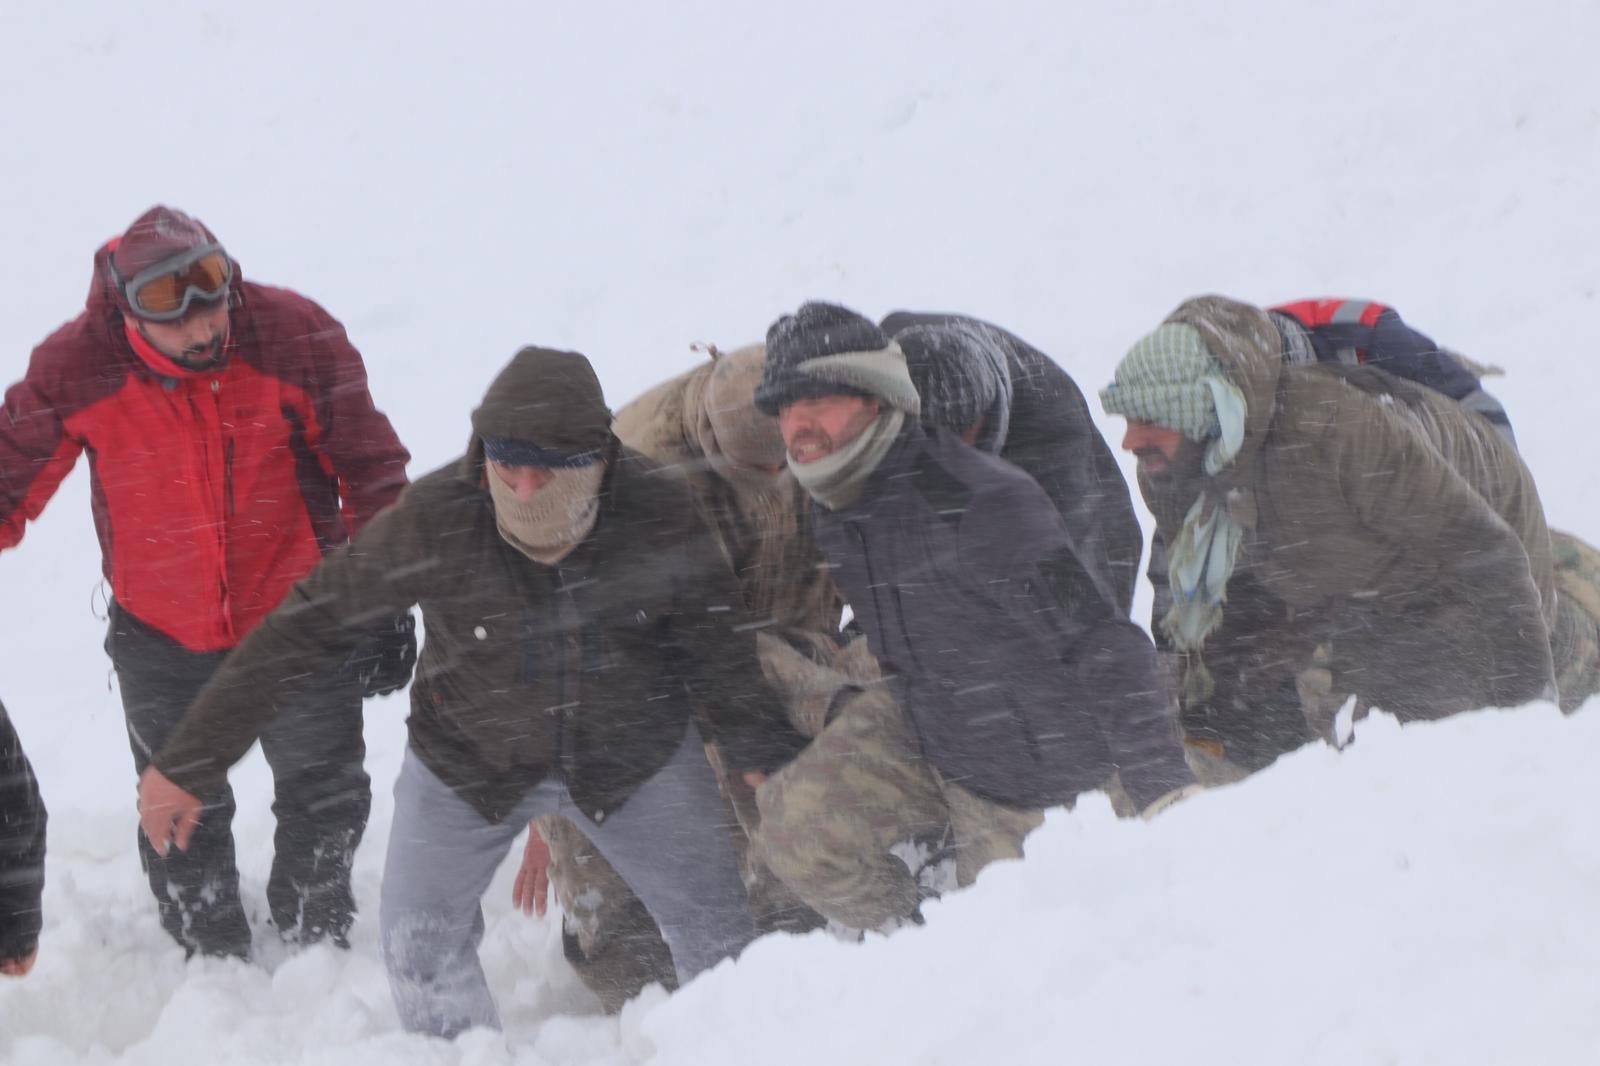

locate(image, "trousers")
[[379, 724, 755, 1037]]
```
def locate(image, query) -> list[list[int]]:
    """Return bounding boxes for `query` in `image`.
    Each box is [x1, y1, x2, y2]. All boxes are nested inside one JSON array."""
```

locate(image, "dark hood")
[[463, 345, 616, 481]]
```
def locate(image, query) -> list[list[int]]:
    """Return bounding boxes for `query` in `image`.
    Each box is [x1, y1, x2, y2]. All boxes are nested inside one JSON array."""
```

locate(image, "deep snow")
[[2, 2, 1598, 1063]]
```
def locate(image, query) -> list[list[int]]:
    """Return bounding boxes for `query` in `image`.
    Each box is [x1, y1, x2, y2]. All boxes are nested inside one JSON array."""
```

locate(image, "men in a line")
[[137, 346, 807, 1037], [0, 207, 412, 957], [883, 311, 1144, 617], [745, 302, 1196, 929], [0, 699, 46, 978], [522, 328, 1150, 998], [1101, 296, 1561, 778]]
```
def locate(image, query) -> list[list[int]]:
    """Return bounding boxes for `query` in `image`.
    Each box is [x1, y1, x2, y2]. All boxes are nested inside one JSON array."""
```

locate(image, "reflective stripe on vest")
[[1330, 300, 1379, 363]]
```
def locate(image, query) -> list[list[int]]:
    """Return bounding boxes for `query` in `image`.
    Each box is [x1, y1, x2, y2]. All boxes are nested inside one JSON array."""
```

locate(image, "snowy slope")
[[2, 1, 1597, 1062]]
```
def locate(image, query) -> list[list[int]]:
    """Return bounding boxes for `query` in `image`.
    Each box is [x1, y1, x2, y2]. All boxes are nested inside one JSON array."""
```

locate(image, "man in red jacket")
[[0, 206, 412, 958]]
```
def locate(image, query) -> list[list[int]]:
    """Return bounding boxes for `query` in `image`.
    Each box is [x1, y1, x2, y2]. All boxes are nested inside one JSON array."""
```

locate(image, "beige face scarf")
[[488, 463, 605, 565]]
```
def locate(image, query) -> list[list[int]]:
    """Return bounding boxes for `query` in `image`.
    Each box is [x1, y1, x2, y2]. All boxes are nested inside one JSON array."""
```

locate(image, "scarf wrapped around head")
[[1102, 323, 1253, 685], [787, 408, 906, 511], [1100, 322, 1246, 476], [695, 345, 789, 491]]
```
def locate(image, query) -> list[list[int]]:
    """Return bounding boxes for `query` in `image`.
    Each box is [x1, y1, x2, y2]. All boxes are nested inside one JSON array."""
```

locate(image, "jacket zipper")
[[182, 378, 234, 643], [224, 437, 236, 519]]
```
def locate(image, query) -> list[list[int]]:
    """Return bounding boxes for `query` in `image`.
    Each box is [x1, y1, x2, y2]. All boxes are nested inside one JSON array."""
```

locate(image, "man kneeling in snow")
[[1101, 296, 1567, 781], [137, 347, 806, 1037]]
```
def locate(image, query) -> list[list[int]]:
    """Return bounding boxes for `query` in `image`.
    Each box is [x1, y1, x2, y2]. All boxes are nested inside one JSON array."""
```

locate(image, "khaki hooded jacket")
[[1142, 296, 1556, 725]]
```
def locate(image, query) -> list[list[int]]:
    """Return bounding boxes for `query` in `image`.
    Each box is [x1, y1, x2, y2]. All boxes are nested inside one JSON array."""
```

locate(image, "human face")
[[778, 394, 882, 464], [136, 300, 230, 368], [1120, 420, 1189, 476], [489, 459, 556, 500]]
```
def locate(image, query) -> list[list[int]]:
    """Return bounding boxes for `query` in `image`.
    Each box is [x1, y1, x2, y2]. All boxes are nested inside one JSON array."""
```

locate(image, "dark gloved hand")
[[343, 611, 417, 697]]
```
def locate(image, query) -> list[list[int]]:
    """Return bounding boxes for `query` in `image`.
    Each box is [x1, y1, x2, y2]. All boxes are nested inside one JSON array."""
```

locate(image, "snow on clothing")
[[753, 302, 922, 418], [891, 321, 1014, 454], [1270, 298, 1514, 440], [881, 310, 1144, 619], [0, 699, 46, 964], [108, 603, 367, 957], [810, 421, 1194, 812], [382, 727, 753, 1037], [1132, 296, 1557, 768], [0, 248, 410, 654]]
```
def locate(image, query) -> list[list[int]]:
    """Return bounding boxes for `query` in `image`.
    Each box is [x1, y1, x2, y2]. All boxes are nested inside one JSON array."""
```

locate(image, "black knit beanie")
[[753, 301, 921, 417], [895, 323, 1013, 451]]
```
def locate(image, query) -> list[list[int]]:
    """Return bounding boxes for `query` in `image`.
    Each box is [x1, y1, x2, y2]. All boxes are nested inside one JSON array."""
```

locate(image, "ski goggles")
[[115, 244, 233, 321]]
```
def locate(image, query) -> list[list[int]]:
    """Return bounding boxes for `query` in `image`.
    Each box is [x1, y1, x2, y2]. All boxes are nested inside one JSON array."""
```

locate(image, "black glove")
[[343, 612, 417, 698]]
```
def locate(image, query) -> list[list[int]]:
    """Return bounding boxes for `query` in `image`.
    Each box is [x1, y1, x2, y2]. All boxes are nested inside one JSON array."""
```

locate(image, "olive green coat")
[[1145, 296, 1556, 734]]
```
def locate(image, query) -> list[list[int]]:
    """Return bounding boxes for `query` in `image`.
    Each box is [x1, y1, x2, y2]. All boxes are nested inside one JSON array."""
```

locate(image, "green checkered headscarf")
[[1100, 322, 1247, 476], [1101, 320, 1255, 686]]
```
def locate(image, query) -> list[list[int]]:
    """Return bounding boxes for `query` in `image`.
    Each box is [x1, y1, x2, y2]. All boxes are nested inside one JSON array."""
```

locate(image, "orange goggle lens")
[[130, 252, 231, 314]]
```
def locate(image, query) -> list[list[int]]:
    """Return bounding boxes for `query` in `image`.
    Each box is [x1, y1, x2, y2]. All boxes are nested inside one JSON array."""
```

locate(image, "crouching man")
[[745, 303, 1196, 928], [1101, 296, 1559, 777], [137, 347, 806, 1037]]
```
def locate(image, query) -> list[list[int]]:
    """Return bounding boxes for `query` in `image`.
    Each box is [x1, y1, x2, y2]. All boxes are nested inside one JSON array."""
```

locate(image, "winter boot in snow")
[[137, 826, 252, 960]]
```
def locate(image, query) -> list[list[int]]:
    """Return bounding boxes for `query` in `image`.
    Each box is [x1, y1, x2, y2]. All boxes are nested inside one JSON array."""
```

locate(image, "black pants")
[[107, 603, 370, 958]]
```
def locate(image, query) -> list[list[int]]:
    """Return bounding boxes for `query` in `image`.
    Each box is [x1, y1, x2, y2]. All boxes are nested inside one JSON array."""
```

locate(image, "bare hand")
[[138, 766, 204, 856], [742, 770, 768, 790], [512, 821, 552, 917], [0, 947, 38, 977]]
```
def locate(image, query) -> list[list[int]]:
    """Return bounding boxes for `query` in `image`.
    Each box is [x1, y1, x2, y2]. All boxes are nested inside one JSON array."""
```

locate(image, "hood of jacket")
[[1159, 295, 1284, 487]]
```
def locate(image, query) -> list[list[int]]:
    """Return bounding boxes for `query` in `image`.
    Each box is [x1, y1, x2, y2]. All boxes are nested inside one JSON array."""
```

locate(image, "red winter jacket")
[[0, 245, 410, 652]]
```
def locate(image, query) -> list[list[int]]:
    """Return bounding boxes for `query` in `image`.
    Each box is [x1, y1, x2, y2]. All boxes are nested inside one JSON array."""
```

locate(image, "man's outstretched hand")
[[137, 767, 204, 856], [512, 821, 552, 917], [0, 947, 38, 977]]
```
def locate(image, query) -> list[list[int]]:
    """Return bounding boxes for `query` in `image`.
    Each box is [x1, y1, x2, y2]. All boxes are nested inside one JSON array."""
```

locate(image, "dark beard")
[[173, 336, 226, 369], [1136, 442, 1208, 534]]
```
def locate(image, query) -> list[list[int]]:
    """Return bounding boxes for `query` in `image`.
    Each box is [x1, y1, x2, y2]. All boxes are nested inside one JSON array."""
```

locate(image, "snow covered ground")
[[2, 1, 1598, 1062]]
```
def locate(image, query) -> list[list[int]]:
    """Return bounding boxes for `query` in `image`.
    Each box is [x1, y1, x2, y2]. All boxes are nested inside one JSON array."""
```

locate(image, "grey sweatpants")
[[380, 726, 756, 1037]]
